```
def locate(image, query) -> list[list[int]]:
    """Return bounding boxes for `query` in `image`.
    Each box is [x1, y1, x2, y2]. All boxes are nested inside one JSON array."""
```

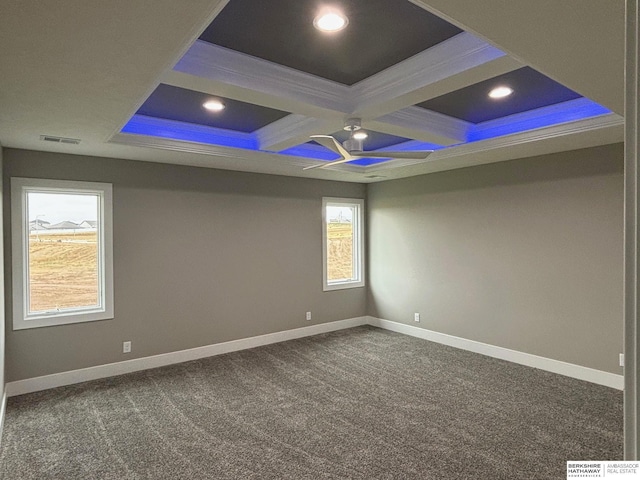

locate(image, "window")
[[11, 178, 113, 330], [322, 197, 364, 291]]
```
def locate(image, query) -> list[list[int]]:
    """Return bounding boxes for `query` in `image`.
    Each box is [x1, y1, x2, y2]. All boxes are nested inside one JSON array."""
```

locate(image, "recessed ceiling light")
[[488, 86, 514, 99], [203, 99, 225, 112], [352, 131, 368, 140], [313, 10, 348, 32]]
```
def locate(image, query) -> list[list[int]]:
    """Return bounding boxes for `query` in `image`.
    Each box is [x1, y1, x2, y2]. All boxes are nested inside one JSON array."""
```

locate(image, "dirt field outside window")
[[28, 231, 99, 313], [327, 222, 354, 281]]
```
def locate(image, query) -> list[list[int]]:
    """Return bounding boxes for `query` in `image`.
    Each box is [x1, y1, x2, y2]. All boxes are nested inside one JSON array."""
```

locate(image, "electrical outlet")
[[306, 311, 312, 321], [123, 341, 132, 354], [620, 353, 625, 367], [414, 312, 420, 322]]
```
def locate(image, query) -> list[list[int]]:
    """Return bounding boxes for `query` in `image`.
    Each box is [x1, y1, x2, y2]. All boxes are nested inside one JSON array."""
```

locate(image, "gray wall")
[[2, 143, 625, 382], [367, 143, 624, 374], [3, 149, 366, 381]]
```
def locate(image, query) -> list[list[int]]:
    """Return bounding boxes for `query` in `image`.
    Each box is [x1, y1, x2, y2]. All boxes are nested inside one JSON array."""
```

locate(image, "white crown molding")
[[105, 1, 617, 183], [112, 130, 375, 178], [162, 35, 521, 131], [114, 114, 437, 174], [454, 113, 624, 157], [120, 25, 617, 184], [256, 115, 344, 151], [362, 113, 623, 174], [112, 112, 623, 178], [123, 114, 257, 148], [372, 106, 471, 145], [171, 41, 351, 115], [469, 97, 613, 141], [113, 131, 306, 166], [354, 32, 500, 100], [353, 33, 523, 117], [111, 129, 365, 179]]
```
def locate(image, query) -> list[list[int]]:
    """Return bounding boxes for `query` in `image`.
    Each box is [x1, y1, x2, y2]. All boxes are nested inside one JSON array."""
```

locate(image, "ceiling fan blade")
[[302, 157, 358, 171], [309, 134, 352, 159], [303, 134, 432, 170], [351, 150, 434, 159]]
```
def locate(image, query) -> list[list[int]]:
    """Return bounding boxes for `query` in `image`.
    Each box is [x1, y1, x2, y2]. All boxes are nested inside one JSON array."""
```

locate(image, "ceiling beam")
[[166, 41, 351, 119], [352, 32, 523, 119], [163, 35, 522, 151], [256, 115, 344, 151], [368, 107, 470, 145]]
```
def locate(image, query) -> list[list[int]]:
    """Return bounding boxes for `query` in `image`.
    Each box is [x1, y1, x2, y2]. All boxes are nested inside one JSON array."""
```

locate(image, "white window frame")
[[11, 178, 114, 330], [322, 197, 365, 291]]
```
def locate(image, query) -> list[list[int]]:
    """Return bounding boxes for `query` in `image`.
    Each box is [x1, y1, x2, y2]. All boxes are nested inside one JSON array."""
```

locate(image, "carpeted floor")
[[0, 326, 623, 479]]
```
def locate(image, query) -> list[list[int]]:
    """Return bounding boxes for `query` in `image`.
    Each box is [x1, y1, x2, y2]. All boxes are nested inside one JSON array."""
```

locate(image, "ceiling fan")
[[303, 118, 434, 170]]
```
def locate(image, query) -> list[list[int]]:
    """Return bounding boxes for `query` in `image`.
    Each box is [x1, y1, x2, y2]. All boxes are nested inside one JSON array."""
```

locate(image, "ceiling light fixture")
[[352, 131, 368, 140], [313, 9, 348, 32], [203, 99, 225, 112], [488, 86, 514, 99]]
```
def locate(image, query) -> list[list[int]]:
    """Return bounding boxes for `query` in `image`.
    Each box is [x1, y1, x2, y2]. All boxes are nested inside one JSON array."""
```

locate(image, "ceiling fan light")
[[203, 99, 225, 112], [352, 131, 368, 140], [313, 10, 348, 32], [488, 86, 513, 99]]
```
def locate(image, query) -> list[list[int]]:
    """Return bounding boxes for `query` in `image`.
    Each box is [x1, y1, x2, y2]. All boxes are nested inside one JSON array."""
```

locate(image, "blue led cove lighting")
[[121, 97, 612, 167]]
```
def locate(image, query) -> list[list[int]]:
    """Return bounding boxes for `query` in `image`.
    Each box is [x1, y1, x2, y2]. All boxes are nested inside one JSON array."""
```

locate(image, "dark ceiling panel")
[[199, 0, 462, 85], [136, 84, 290, 132], [417, 67, 582, 124]]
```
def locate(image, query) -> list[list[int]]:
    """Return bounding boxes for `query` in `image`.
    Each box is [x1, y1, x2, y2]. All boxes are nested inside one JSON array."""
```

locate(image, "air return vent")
[[364, 175, 386, 179], [40, 135, 81, 145]]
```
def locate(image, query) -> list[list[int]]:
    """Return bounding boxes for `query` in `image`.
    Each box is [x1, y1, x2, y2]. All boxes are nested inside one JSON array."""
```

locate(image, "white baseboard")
[[0, 390, 7, 446], [6, 316, 368, 397], [367, 316, 624, 390], [5, 315, 623, 397]]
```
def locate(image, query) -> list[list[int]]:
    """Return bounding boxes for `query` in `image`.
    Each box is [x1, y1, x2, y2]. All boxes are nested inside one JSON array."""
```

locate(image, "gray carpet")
[[0, 326, 622, 479]]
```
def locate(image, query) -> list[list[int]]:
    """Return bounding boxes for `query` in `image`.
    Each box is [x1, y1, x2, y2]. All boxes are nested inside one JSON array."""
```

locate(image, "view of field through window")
[[27, 192, 99, 313], [326, 205, 355, 282]]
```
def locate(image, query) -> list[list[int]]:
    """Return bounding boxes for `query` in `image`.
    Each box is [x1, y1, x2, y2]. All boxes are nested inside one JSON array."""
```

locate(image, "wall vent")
[[40, 135, 81, 145], [364, 175, 387, 179]]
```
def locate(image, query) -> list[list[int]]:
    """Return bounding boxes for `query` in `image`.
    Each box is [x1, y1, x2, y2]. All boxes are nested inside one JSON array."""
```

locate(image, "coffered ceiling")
[[0, 1, 625, 183]]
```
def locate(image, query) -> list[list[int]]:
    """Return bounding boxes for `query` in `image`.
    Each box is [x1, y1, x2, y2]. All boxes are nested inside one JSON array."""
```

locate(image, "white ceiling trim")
[[154, 32, 521, 157], [122, 114, 256, 147], [110, 111, 622, 181], [370, 106, 470, 145], [112, 131, 309, 166], [255, 115, 345, 151], [170, 41, 351, 115], [112, 115, 440, 173], [105, 2, 620, 182], [161, 69, 341, 120], [352, 32, 523, 118], [469, 97, 612, 141], [364, 113, 623, 174]]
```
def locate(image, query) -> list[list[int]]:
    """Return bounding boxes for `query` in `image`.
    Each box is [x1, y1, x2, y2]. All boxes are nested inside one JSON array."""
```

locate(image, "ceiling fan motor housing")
[[343, 137, 364, 152], [343, 118, 362, 131]]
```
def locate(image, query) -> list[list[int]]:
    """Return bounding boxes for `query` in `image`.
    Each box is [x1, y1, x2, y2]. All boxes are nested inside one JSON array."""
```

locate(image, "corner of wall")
[[0, 144, 6, 444]]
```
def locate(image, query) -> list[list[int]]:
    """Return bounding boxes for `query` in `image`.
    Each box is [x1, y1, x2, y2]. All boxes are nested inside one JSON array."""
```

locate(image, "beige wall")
[[3, 149, 366, 381], [367, 143, 624, 374]]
